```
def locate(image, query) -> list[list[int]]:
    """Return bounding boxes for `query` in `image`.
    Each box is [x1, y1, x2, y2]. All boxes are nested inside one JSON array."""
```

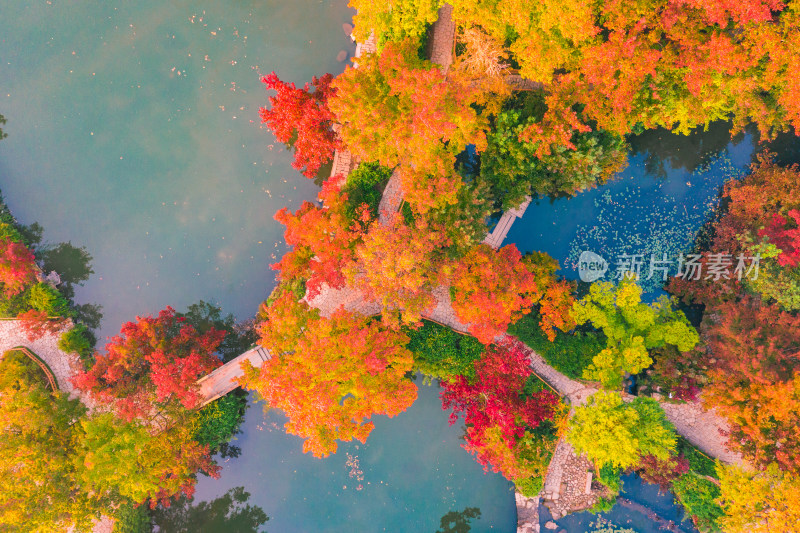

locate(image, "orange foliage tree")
[[702, 298, 800, 474], [243, 292, 417, 457], [272, 180, 371, 299], [329, 38, 488, 212], [347, 214, 446, 328], [448, 0, 800, 139], [449, 244, 575, 344]]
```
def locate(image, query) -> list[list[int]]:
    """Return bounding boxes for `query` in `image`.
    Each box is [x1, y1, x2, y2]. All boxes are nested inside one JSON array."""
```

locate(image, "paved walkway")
[[429, 4, 456, 72], [0, 319, 88, 403]]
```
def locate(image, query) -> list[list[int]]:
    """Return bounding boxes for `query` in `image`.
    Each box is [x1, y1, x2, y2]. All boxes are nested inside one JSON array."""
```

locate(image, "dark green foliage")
[[404, 320, 484, 382], [435, 506, 482, 533], [0, 113, 6, 140], [151, 486, 268, 533], [480, 91, 628, 209], [193, 390, 248, 456], [508, 312, 604, 380], [0, 288, 32, 318], [341, 162, 392, 222], [27, 283, 71, 317], [590, 464, 624, 514], [677, 437, 718, 479], [58, 324, 95, 361], [113, 502, 151, 533], [671, 473, 723, 532], [179, 301, 257, 363]]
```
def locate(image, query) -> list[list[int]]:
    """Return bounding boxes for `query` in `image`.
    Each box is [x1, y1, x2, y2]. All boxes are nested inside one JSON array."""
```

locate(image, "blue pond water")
[[505, 125, 756, 298], [192, 383, 517, 533]]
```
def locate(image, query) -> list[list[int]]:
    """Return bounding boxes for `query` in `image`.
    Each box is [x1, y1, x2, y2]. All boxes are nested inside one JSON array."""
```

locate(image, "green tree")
[[0, 351, 101, 531], [481, 91, 628, 208], [572, 277, 698, 389], [672, 472, 724, 532], [567, 391, 677, 471], [405, 320, 484, 383]]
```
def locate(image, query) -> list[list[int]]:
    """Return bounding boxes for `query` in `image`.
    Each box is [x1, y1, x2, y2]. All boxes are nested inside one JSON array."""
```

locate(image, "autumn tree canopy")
[[669, 154, 800, 311], [0, 351, 99, 531], [718, 463, 800, 533], [440, 340, 561, 480], [73, 306, 224, 422], [244, 292, 417, 457], [0, 234, 37, 296], [259, 72, 339, 179], [568, 391, 677, 471], [573, 277, 699, 389], [330, 38, 487, 212], [702, 298, 800, 473], [272, 180, 370, 300], [449, 245, 575, 344]]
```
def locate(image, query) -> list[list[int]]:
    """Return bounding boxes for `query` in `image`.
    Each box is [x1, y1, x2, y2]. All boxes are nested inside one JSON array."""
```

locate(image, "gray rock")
[[342, 23, 354, 36], [544, 521, 558, 530]]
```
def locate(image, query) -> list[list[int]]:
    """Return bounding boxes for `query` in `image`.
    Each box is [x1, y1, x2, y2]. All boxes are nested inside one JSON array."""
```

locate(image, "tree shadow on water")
[[435, 507, 482, 533], [152, 486, 269, 533], [627, 121, 746, 179]]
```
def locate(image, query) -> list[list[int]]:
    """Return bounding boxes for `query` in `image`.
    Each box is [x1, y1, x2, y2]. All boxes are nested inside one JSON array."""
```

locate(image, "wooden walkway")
[[197, 346, 272, 406], [483, 197, 531, 249]]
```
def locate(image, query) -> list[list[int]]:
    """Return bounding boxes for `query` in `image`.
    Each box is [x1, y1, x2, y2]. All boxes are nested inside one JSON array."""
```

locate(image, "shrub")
[[192, 390, 248, 453], [342, 162, 392, 222], [112, 502, 151, 533], [27, 282, 70, 317], [58, 324, 95, 361], [677, 437, 718, 479], [405, 320, 484, 382], [515, 475, 543, 497], [509, 312, 604, 380], [672, 472, 723, 532], [635, 453, 690, 491]]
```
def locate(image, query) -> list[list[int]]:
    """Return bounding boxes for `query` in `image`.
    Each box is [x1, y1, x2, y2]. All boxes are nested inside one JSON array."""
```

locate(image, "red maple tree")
[[259, 72, 340, 179], [17, 309, 63, 342], [0, 236, 37, 296], [73, 306, 224, 421], [759, 209, 800, 267], [440, 339, 560, 451]]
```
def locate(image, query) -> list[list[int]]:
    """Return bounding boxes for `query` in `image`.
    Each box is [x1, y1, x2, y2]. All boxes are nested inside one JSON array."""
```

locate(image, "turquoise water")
[[0, 2, 518, 531], [191, 384, 516, 532], [0, 0, 354, 341]]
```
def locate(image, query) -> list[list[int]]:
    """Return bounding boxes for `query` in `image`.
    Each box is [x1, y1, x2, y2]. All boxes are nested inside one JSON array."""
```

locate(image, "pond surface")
[[189, 383, 516, 533], [505, 123, 756, 297], [0, 0, 353, 341]]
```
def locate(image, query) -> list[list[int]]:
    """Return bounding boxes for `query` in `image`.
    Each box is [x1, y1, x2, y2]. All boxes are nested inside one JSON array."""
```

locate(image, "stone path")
[[541, 439, 600, 520], [429, 4, 456, 72], [377, 168, 404, 224], [0, 319, 87, 403]]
